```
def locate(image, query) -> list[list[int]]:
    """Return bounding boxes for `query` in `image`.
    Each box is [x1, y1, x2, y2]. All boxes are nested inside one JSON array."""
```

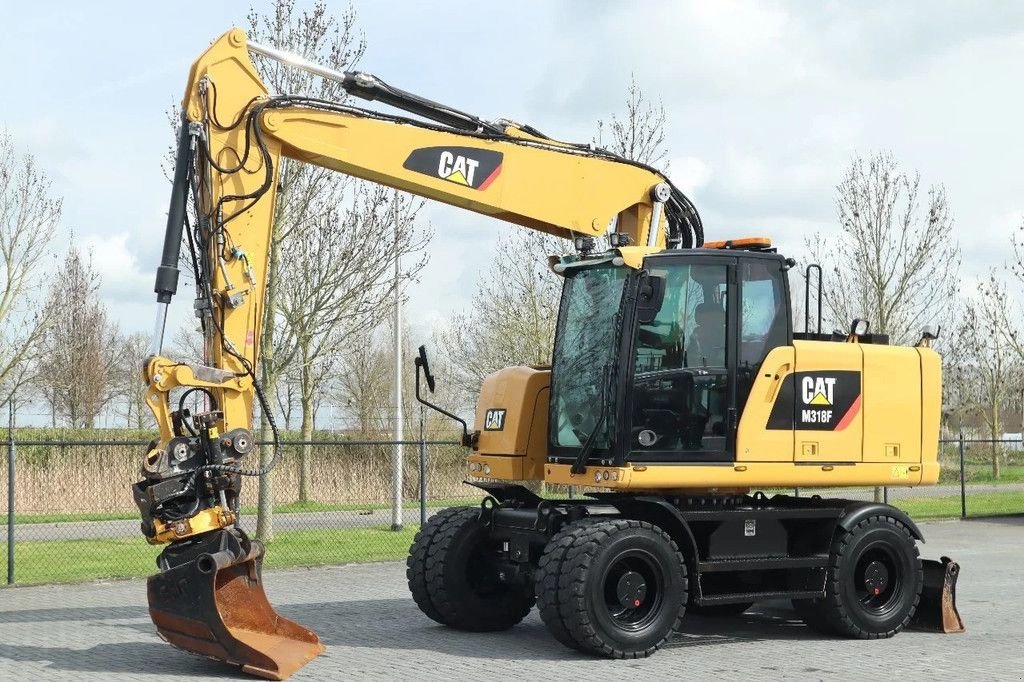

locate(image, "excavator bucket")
[[911, 556, 965, 633], [147, 528, 324, 680]]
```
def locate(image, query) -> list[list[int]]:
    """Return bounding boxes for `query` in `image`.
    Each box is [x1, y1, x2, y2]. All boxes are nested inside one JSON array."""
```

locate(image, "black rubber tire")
[[535, 518, 600, 650], [796, 515, 922, 639], [546, 519, 687, 658], [406, 506, 534, 631], [690, 601, 754, 617], [407, 506, 466, 624]]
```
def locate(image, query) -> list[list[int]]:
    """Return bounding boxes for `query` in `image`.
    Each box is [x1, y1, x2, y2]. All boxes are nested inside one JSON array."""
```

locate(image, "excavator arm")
[[134, 28, 702, 680]]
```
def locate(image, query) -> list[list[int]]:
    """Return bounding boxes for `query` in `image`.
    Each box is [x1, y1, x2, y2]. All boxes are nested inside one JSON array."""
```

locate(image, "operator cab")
[[548, 238, 791, 467]]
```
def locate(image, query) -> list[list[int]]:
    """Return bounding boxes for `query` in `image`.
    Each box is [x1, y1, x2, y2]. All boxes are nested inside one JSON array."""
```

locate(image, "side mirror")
[[637, 274, 666, 325], [416, 345, 435, 393], [849, 318, 870, 337], [412, 343, 471, 446]]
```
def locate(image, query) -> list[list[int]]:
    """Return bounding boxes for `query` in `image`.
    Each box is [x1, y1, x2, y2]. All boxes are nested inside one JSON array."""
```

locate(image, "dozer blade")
[[147, 528, 324, 680], [911, 556, 965, 633]]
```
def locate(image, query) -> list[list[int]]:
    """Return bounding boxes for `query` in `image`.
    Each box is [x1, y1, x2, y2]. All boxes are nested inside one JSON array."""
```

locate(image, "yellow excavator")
[[135, 28, 962, 680]]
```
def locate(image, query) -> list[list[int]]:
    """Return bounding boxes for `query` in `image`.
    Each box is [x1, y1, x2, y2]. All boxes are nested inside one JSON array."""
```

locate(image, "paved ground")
[[0, 517, 1021, 681], [5, 484, 1021, 542]]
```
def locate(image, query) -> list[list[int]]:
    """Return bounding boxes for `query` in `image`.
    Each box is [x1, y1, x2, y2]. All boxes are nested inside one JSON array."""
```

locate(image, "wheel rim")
[[853, 541, 904, 616], [601, 549, 665, 631]]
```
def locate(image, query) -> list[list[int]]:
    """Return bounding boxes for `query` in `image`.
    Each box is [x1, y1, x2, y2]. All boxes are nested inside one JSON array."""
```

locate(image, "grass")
[[11, 497, 482, 525], [939, 464, 1024, 485], [0, 524, 421, 585], [893, 491, 1024, 520]]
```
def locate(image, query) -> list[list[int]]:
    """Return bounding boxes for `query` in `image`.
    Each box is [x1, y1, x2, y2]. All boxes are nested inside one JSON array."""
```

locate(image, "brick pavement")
[[0, 517, 1021, 681]]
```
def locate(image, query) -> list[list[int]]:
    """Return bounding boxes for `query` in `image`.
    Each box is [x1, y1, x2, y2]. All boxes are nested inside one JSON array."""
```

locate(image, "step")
[[698, 555, 830, 573]]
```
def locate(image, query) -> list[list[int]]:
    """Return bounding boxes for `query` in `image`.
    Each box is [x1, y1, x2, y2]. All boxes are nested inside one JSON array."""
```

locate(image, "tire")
[[796, 515, 922, 639], [407, 506, 466, 624], [690, 601, 754, 617], [535, 518, 599, 650], [547, 519, 688, 658], [406, 506, 534, 631]]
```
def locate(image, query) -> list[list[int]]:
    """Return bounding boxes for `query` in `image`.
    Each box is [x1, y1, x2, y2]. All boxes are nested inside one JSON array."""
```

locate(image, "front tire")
[[406, 507, 534, 631], [543, 519, 687, 658], [796, 515, 922, 638]]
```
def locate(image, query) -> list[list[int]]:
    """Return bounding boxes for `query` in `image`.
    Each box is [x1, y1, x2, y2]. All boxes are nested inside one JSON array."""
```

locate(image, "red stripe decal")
[[835, 394, 861, 431], [477, 164, 502, 190]]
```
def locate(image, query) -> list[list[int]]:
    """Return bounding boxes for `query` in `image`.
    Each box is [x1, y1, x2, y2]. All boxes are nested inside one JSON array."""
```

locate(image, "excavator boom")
[[135, 28, 701, 679]]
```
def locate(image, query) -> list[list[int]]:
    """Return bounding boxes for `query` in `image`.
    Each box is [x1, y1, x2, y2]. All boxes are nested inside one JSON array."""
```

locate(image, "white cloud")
[[668, 156, 711, 196]]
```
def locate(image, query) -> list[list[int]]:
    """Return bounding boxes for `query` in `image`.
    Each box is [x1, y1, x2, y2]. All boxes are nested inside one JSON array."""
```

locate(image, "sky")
[[1, 0, 1023, 347]]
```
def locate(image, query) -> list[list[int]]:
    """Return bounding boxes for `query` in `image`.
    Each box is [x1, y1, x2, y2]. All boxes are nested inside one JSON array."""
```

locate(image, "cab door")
[[626, 256, 737, 463]]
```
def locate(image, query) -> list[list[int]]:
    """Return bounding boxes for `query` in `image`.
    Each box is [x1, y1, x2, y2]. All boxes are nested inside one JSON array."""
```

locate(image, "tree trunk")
[[256, 237, 282, 542], [299, 337, 313, 503], [991, 428, 1002, 480], [991, 408, 1002, 480]]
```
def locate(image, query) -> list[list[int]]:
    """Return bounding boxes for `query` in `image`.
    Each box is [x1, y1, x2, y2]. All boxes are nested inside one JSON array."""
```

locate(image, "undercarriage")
[[407, 485, 963, 657]]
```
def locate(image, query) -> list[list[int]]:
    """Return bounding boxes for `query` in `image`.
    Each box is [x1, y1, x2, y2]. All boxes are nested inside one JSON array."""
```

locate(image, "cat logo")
[[766, 370, 862, 432], [801, 376, 836, 406], [437, 151, 478, 186], [484, 408, 507, 431], [403, 146, 503, 190]]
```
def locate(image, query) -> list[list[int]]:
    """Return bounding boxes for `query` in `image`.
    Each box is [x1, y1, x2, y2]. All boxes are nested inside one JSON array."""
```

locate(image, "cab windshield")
[[549, 263, 629, 452]]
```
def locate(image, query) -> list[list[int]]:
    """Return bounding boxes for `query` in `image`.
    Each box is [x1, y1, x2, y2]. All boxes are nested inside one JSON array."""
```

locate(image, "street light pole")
[[391, 192, 404, 532]]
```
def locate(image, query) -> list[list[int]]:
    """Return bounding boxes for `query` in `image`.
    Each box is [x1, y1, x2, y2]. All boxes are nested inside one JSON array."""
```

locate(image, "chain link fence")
[[2, 426, 1022, 586], [0, 422, 478, 586]]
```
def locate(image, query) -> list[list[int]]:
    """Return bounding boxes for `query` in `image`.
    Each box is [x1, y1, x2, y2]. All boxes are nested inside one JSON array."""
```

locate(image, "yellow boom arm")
[[139, 28, 701, 543]]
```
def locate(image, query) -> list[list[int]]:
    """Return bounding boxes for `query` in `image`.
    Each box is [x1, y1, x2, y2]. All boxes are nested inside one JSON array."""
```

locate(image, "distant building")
[[1001, 433, 1024, 452]]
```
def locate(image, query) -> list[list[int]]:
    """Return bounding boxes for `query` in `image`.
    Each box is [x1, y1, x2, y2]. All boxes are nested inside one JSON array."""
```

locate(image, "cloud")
[[668, 156, 710, 196], [80, 232, 151, 305]]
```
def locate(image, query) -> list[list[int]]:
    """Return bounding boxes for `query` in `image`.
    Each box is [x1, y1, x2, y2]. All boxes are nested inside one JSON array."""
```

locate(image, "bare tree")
[[809, 152, 960, 344], [947, 274, 1020, 478], [0, 132, 61, 406], [36, 248, 121, 428], [242, 0, 366, 539], [114, 332, 155, 429], [437, 230, 565, 409], [809, 152, 960, 500], [279, 187, 428, 501], [595, 75, 669, 170]]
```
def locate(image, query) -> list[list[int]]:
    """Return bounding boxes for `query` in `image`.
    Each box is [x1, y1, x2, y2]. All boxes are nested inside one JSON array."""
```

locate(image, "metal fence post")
[[419, 406, 427, 527], [7, 399, 14, 585], [958, 432, 966, 519]]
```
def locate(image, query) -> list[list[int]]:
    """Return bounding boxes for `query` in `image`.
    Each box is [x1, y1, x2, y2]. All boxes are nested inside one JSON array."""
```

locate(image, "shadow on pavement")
[[0, 641, 237, 677], [282, 598, 828, 661]]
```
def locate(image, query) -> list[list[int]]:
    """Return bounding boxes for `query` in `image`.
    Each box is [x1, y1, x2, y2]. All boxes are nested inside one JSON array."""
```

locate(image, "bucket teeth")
[[147, 528, 324, 680], [911, 556, 965, 634]]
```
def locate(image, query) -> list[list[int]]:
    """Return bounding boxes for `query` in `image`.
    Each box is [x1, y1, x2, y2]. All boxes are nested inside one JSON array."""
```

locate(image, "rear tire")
[[796, 515, 922, 639], [406, 506, 534, 632], [406, 507, 466, 624], [535, 518, 599, 650], [545, 519, 687, 658]]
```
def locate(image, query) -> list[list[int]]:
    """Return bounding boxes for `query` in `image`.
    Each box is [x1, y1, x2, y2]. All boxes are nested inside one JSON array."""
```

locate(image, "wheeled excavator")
[[135, 28, 963, 681]]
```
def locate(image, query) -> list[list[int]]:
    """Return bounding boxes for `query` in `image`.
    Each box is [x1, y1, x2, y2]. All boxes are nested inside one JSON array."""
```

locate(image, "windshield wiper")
[[570, 364, 611, 475]]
